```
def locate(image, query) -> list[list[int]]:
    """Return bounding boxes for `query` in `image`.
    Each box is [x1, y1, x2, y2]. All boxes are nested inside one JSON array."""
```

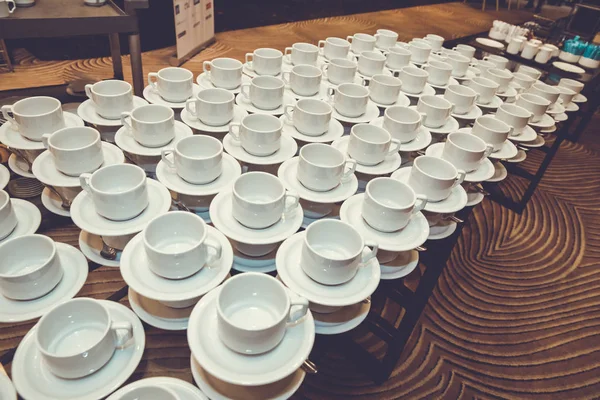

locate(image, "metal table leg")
[[109, 33, 123, 81], [128, 33, 144, 97]]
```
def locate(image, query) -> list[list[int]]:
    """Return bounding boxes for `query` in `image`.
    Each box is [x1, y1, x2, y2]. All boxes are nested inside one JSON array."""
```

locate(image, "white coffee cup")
[[357, 51, 386, 77], [0, 190, 17, 241], [348, 124, 400, 166], [229, 113, 282, 156], [0, 0, 15, 17], [217, 272, 309, 354], [400, 41, 432, 64], [202, 57, 244, 89], [475, 59, 496, 76], [185, 88, 235, 126], [408, 156, 465, 202], [483, 55, 509, 70], [114, 386, 179, 400], [384, 46, 412, 70], [347, 33, 376, 54], [507, 37, 524, 54], [512, 72, 536, 90], [472, 115, 511, 151], [483, 68, 513, 94], [297, 143, 357, 192], [399, 65, 428, 94], [284, 42, 319, 66], [521, 41, 540, 60], [444, 84, 477, 115], [161, 135, 223, 184], [557, 85, 576, 107], [318, 37, 351, 61], [467, 76, 499, 105], [80, 164, 149, 221], [283, 98, 332, 136], [383, 106, 423, 143], [245, 48, 283, 76], [321, 58, 358, 85], [85, 80, 134, 120], [362, 177, 427, 232], [375, 29, 398, 49], [282, 64, 322, 96], [421, 60, 452, 86], [368, 74, 402, 104], [442, 131, 493, 172], [328, 83, 369, 117], [446, 53, 476, 77], [301, 219, 378, 285], [144, 211, 222, 279], [1, 96, 65, 141], [424, 34, 444, 52], [41, 127, 103, 176], [240, 76, 285, 110], [232, 172, 299, 229], [121, 104, 175, 147], [517, 65, 542, 80], [417, 95, 453, 128], [516, 93, 550, 123], [558, 78, 584, 95], [452, 44, 476, 59], [534, 45, 553, 64], [35, 298, 133, 379], [495, 103, 531, 135], [147, 67, 193, 102], [528, 82, 561, 105]]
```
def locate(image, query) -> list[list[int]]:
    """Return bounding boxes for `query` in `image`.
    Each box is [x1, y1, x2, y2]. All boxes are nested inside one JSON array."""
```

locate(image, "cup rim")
[[385, 106, 421, 124], [476, 115, 511, 134], [366, 177, 415, 209], [251, 76, 285, 90], [211, 57, 244, 70], [92, 80, 131, 97], [372, 74, 401, 87], [300, 143, 345, 169], [143, 211, 207, 256], [326, 37, 350, 46], [12, 96, 62, 118], [197, 88, 236, 105], [296, 99, 332, 115], [293, 42, 318, 52], [377, 29, 397, 37], [329, 58, 357, 68], [354, 33, 376, 42], [499, 103, 531, 119], [48, 127, 100, 152], [158, 67, 193, 82], [176, 135, 223, 160], [360, 51, 386, 61], [254, 48, 283, 58], [89, 164, 147, 196], [0, 234, 56, 279], [337, 83, 369, 98], [447, 131, 486, 153], [241, 114, 283, 133], [413, 155, 457, 180], [131, 104, 174, 125], [519, 93, 551, 106], [0, 190, 8, 211], [233, 171, 285, 207], [304, 219, 364, 261], [291, 65, 321, 78], [351, 124, 390, 145]]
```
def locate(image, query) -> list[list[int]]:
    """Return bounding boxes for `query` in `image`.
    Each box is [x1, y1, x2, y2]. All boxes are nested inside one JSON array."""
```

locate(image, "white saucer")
[[508, 125, 538, 142], [540, 125, 557, 134], [8, 154, 34, 178], [115, 121, 193, 156], [191, 354, 305, 400], [78, 230, 121, 268], [157, 153, 241, 196], [180, 105, 248, 133], [452, 67, 477, 81], [223, 134, 298, 165], [77, 96, 148, 127], [108, 376, 207, 400], [340, 194, 429, 252], [0, 112, 83, 150], [143, 84, 202, 108], [0, 199, 41, 244], [233, 246, 277, 273], [476, 37, 505, 49], [0, 163, 8, 189], [466, 190, 485, 206], [370, 92, 411, 109], [507, 149, 527, 163], [332, 101, 380, 124], [331, 136, 401, 175], [357, 68, 393, 79], [41, 187, 71, 217], [323, 75, 364, 87], [496, 86, 518, 98], [12, 300, 145, 400], [278, 157, 358, 203], [370, 117, 432, 152], [489, 140, 518, 160], [32, 142, 125, 187], [314, 300, 371, 335], [528, 113, 555, 129], [452, 105, 483, 120], [392, 167, 468, 214], [284, 82, 329, 100], [0, 243, 87, 323], [546, 102, 566, 115], [235, 93, 295, 115], [553, 113, 568, 122], [280, 116, 344, 143], [572, 93, 587, 103], [414, 113, 459, 135], [121, 227, 232, 303], [564, 102, 579, 112], [425, 143, 495, 182], [428, 220, 457, 240], [0, 374, 16, 400], [276, 231, 380, 307], [197, 72, 252, 94], [210, 190, 303, 245], [552, 61, 585, 74], [521, 135, 545, 148], [242, 63, 283, 79], [400, 83, 436, 99], [429, 77, 460, 90], [71, 179, 171, 236], [128, 288, 193, 331], [475, 95, 503, 109], [487, 161, 508, 182], [380, 249, 419, 280]]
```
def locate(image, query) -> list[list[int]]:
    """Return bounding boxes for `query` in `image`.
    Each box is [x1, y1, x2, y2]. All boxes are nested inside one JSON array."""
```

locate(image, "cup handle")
[[346, 35, 353, 43], [483, 144, 494, 158], [453, 169, 466, 187], [283, 190, 300, 218], [388, 139, 401, 155], [41, 134, 51, 149], [320, 63, 328, 79], [284, 47, 292, 64], [282, 71, 291, 86], [361, 77, 369, 87], [283, 104, 294, 125], [420, 63, 429, 70], [240, 83, 251, 101], [412, 195, 428, 214], [79, 173, 93, 193], [204, 238, 223, 266], [229, 123, 242, 142], [287, 293, 309, 326], [317, 40, 325, 55], [161, 149, 175, 169], [6, 0, 15, 13], [148, 72, 159, 91], [341, 159, 357, 182], [360, 241, 379, 266], [111, 321, 133, 349], [326, 87, 336, 106], [391, 69, 401, 77], [202, 60, 211, 75], [84, 84, 94, 100], [120, 112, 132, 132], [185, 99, 197, 117], [1, 105, 17, 128], [245, 53, 253, 69]]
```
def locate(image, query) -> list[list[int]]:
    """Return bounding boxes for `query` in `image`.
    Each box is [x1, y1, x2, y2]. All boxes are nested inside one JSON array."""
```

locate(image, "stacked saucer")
[[463, 182, 486, 207], [379, 249, 420, 280], [0, 190, 41, 245], [107, 377, 207, 400]]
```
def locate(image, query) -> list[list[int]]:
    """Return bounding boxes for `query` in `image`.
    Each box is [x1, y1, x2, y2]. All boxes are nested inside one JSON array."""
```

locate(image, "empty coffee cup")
[[148, 67, 194, 102], [41, 127, 104, 176], [383, 106, 423, 143], [483, 55, 509, 70], [297, 143, 357, 192], [229, 113, 282, 156], [517, 65, 542, 80], [399, 66, 428, 94], [475, 59, 496, 76], [217, 272, 309, 354], [424, 34, 444, 52], [283, 99, 332, 136], [203, 57, 244, 89], [442, 131, 493, 172], [446, 53, 476, 77], [144, 211, 222, 279], [368, 74, 402, 105], [318, 37, 351, 61], [347, 33, 376, 54], [471, 115, 511, 151], [357, 51, 386, 77], [80, 164, 149, 221], [185, 88, 235, 126], [511, 72, 536, 91], [452, 44, 476, 59], [348, 124, 401, 166], [245, 48, 283, 76], [85, 80, 134, 120], [282, 65, 322, 96], [421, 60, 452, 86], [0, 190, 17, 241], [1, 96, 65, 141], [408, 156, 465, 202], [483, 68, 513, 94], [115, 386, 179, 400], [321, 58, 358, 85], [495, 103, 531, 135], [284, 42, 319, 66], [375, 29, 398, 49], [400, 41, 432, 64], [444, 84, 477, 115], [328, 83, 369, 117], [121, 104, 175, 147], [467, 76, 499, 105], [516, 93, 550, 123], [527, 82, 561, 105], [161, 135, 223, 184], [417, 95, 453, 128], [557, 85, 576, 107], [558, 78, 584, 95], [240, 76, 285, 110], [384, 46, 412, 70]]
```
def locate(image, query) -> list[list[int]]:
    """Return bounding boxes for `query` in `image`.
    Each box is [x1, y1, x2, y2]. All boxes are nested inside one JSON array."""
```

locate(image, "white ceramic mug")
[[471, 115, 511, 151], [357, 51, 386, 77], [297, 143, 357, 192], [348, 124, 401, 166], [347, 33, 376, 54], [232, 172, 299, 229], [534, 45, 553, 64], [375, 29, 398, 49], [41, 127, 103, 176], [217, 272, 308, 354], [0, 190, 17, 241], [80, 164, 149, 221], [284, 42, 319, 66], [521, 41, 540, 60], [467, 76, 499, 105], [245, 48, 283, 76], [121, 104, 175, 147], [399, 65, 429, 94], [483, 68, 513, 94], [328, 83, 369, 117], [321, 58, 358, 85], [185, 88, 235, 126], [407, 156, 465, 202], [282, 64, 322, 96], [444, 84, 477, 115], [495, 103, 531, 135], [421, 60, 452, 86], [368, 74, 402, 105], [240, 76, 285, 110], [362, 177, 427, 232], [452, 44, 476, 59], [1, 96, 65, 141], [511, 72, 536, 91], [318, 37, 351, 61], [507, 37, 524, 54], [144, 211, 222, 279], [85, 80, 134, 120], [517, 65, 542, 80], [400, 40, 432, 64], [528, 82, 561, 105], [516, 93, 550, 123], [161, 135, 223, 184], [483, 55, 509, 70], [446, 53, 476, 77], [0, 0, 15, 17], [229, 113, 282, 156], [148, 67, 193, 102], [417, 95, 453, 128], [475, 59, 496, 76], [384, 46, 412, 70], [557, 85, 576, 107], [202, 58, 244, 89], [442, 131, 493, 172], [558, 78, 584, 95], [35, 298, 133, 379], [424, 34, 444, 52], [383, 106, 423, 143], [301, 219, 378, 285], [283, 98, 332, 136]]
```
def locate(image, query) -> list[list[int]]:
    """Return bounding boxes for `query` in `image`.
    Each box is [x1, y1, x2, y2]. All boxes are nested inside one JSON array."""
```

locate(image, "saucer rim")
[[7, 154, 35, 178], [180, 105, 248, 133], [314, 300, 371, 335], [331, 136, 402, 175], [77, 96, 148, 127], [370, 117, 433, 152], [331, 101, 381, 124], [0, 112, 83, 150], [235, 92, 295, 116], [0, 199, 42, 245], [280, 116, 344, 143], [223, 133, 298, 165], [114, 121, 193, 156], [142, 84, 202, 108], [127, 287, 189, 331], [78, 230, 121, 268], [41, 187, 71, 217], [106, 376, 207, 400]]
